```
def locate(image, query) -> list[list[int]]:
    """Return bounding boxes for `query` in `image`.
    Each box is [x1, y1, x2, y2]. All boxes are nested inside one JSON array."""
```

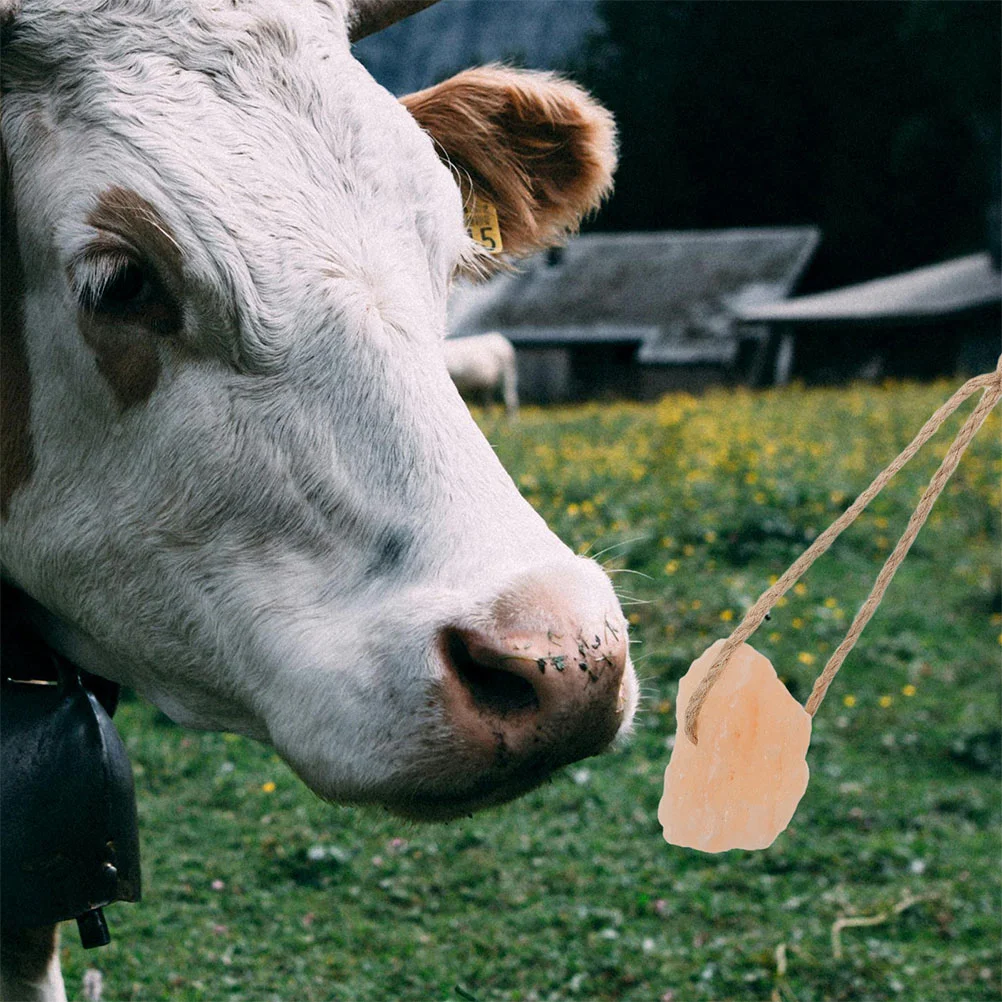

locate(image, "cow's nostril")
[[443, 630, 539, 717]]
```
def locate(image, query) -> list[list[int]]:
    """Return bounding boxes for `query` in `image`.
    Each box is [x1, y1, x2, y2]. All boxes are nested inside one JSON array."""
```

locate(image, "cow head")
[[0, 0, 636, 820]]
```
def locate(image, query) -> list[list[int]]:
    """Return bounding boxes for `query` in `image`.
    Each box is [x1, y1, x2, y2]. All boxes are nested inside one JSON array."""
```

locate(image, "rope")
[[684, 359, 1002, 745]]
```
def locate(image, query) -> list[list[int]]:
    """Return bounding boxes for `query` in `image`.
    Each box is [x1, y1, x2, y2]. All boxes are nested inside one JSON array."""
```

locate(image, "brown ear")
[[401, 65, 616, 263]]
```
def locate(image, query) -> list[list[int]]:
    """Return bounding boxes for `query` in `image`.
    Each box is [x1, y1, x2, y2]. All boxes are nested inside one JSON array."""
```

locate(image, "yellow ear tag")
[[464, 197, 503, 254]]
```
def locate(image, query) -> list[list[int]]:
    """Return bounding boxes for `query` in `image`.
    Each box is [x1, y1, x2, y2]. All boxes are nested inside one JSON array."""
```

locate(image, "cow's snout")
[[438, 560, 632, 776], [263, 557, 637, 821]]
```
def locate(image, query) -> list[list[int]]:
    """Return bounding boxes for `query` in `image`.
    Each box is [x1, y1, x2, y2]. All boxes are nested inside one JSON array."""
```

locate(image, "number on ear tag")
[[465, 197, 503, 254]]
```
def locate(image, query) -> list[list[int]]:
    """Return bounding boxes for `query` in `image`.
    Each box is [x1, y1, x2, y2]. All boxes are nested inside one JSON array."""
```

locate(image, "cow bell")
[[1, 608, 141, 946]]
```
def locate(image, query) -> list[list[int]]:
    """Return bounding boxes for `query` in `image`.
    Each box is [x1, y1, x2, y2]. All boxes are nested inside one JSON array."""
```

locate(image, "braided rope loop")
[[684, 361, 1002, 745]]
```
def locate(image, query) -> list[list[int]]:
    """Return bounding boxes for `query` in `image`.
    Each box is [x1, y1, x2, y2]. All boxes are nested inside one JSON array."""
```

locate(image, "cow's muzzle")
[[430, 560, 632, 802]]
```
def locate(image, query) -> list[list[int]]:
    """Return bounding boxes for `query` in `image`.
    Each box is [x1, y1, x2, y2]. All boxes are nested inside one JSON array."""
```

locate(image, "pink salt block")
[[659, 639, 811, 853]]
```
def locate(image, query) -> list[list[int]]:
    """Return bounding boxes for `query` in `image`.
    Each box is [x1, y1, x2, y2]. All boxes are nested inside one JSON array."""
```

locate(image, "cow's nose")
[[438, 561, 630, 767]]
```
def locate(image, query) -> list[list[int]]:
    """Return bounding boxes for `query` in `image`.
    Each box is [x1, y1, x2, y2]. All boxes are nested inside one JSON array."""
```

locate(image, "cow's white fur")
[[444, 331, 519, 417], [0, 930, 65, 1002], [3, 0, 636, 815], [1, 8, 637, 992]]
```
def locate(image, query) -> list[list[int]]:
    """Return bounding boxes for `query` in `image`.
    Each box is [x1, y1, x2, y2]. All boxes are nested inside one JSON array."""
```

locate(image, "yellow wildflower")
[[878, 695, 893, 708], [797, 651, 815, 666], [843, 695, 856, 708], [261, 781, 276, 793], [902, 684, 916, 697]]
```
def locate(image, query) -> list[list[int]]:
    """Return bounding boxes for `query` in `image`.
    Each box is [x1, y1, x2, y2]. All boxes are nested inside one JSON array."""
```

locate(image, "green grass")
[[60, 381, 1000, 1001]]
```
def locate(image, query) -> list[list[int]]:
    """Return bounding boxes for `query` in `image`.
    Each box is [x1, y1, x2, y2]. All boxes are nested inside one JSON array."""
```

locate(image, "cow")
[[443, 331, 519, 417], [0, 2, 636, 999]]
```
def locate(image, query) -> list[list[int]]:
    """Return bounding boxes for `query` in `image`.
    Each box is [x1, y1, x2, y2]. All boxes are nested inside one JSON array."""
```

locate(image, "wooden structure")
[[738, 252, 1001, 385], [449, 228, 819, 402]]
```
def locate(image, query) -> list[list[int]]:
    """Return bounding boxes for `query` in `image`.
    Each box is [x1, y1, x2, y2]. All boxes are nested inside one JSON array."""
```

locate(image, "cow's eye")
[[94, 261, 151, 311], [73, 250, 181, 338]]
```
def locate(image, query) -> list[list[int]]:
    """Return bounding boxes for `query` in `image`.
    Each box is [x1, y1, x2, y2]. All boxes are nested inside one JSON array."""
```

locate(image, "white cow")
[[0, 2, 636, 998], [444, 332, 519, 417]]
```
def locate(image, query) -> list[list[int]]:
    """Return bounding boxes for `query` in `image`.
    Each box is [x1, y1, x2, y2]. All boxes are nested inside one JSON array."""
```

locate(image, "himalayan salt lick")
[[659, 639, 811, 853]]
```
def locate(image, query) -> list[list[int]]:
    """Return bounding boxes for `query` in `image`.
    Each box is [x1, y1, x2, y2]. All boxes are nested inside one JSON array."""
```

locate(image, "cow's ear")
[[401, 65, 616, 268]]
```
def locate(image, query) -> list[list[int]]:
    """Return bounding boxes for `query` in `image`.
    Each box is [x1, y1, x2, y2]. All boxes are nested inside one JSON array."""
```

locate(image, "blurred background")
[[359, 0, 1001, 399]]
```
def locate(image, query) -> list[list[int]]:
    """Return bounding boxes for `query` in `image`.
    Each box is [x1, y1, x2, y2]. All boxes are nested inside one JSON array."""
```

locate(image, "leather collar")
[[1, 581, 120, 715]]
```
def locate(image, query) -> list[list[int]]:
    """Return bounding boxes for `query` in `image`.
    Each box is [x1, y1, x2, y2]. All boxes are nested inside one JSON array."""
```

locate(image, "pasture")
[[62, 381, 999, 1001]]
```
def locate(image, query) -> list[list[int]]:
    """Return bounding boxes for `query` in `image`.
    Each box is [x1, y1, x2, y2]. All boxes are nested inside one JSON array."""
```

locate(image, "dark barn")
[[737, 252, 1001, 385], [449, 229, 818, 402]]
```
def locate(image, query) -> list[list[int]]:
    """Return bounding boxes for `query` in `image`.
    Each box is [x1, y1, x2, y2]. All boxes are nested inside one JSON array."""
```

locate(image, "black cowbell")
[[1, 646, 141, 946]]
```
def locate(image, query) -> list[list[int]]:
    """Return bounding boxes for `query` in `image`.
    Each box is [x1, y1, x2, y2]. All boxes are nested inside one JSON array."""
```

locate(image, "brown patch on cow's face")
[[1, 142, 35, 519], [78, 310, 164, 409], [77, 187, 183, 408], [87, 186, 183, 274]]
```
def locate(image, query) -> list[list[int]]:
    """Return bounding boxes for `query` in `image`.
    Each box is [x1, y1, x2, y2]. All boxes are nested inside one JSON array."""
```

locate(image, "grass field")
[[60, 381, 1000, 1002]]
